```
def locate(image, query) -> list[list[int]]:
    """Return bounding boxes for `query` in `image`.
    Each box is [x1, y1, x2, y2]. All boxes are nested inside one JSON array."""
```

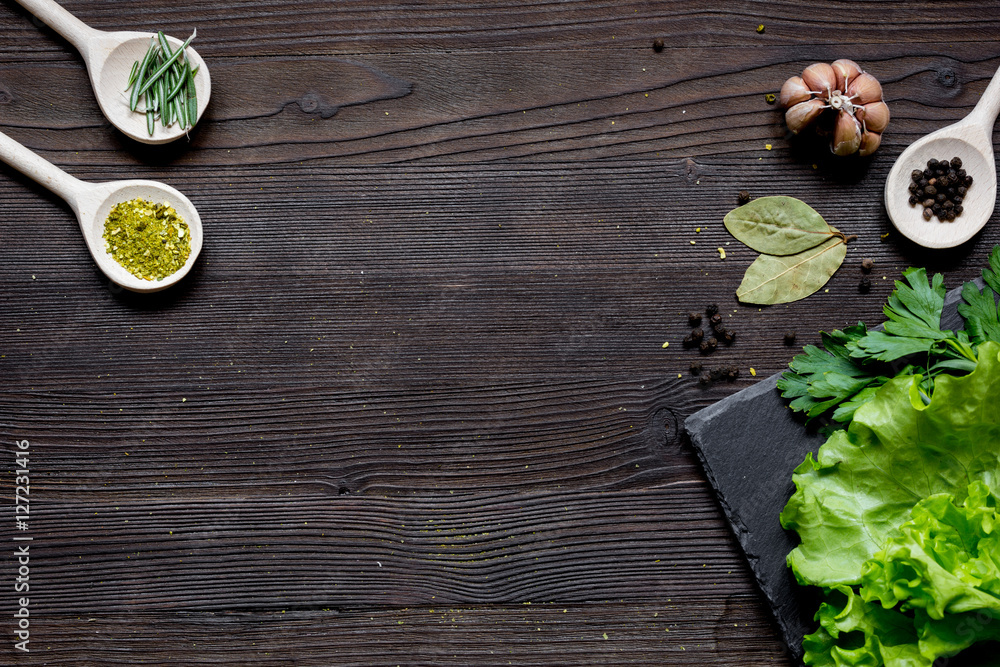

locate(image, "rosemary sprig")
[[125, 30, 199, 135]]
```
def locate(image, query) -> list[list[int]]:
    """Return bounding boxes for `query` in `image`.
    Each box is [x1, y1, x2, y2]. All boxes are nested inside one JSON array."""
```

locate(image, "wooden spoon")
[[885, 63, 1000, 249], [14, 0, 210, 145], [0, 129, 202, 292]]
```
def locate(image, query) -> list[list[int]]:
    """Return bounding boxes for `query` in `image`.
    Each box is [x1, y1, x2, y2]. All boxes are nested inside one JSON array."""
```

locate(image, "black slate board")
[[684, 280, 976, 661]]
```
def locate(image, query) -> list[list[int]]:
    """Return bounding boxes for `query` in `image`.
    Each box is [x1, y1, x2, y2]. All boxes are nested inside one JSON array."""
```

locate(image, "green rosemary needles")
[[126, 30, 199, 135]]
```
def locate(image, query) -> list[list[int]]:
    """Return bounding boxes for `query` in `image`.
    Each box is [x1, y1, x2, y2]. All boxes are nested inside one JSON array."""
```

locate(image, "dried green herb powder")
[[103, 198, 190, 281]]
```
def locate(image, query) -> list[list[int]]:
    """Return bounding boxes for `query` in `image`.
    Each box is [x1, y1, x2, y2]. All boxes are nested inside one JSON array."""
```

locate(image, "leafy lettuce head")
[[781, 341, 1000, 666]]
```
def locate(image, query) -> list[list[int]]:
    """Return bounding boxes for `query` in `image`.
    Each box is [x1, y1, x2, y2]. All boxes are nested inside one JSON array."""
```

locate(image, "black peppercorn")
[[719, 329, 735, 344], [783, 331, 797, 345], [861, 258, 874, 273], [688, 312, 702, 326], [698, 372, 712, 387], [706, 304, 719, 316], [709, 313, 723, 327], [683, 334, 696, 349], [910, 157, 971, 223], [653, 39, 664, 52], [859, 277, 871, 293], [690, 360, 703, 375], [699, 337, 717, 354], [691, 328, 704, 342], [738, 190, 751, 205]]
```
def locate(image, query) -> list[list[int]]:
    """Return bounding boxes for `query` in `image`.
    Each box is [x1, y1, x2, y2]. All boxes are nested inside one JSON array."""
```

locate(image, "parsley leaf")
[[779, 252, 994, 426]]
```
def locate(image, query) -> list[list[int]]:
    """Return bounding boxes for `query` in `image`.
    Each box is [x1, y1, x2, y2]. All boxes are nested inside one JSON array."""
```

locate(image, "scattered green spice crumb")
[[103, 198, 190, 281], [756, 23, 765, 33], [764, 93, 776, 104]]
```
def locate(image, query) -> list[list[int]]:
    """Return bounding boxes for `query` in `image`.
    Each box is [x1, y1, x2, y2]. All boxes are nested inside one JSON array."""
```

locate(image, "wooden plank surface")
[[2, 1, 1000, 664]]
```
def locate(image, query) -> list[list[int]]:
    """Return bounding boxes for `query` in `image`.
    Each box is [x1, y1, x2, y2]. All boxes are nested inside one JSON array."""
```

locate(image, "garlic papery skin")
[[858, 101, 890, 133], [778, 60, 888, 156], [832, 111, 862, 156], [847, 73, 883, 105], [858, 130, 881, 157], [801, 63, 837, 98], [785, 98, 826, 134], [831, 59, 862, 91], [780, 76, 812, 108]]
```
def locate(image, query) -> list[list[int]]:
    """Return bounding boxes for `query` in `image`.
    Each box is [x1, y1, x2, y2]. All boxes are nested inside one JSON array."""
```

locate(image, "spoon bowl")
[[885, 63, 1000, 249], [83, 180, 203, 291], [15, 0, 210, 144], [0, 129, 202, 292], [90, 31, 211, 145], [885, 132, 996, 249]]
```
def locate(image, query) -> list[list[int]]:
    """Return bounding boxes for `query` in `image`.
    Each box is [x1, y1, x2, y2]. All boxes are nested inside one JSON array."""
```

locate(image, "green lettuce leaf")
[[782, 342, 1000, 665]]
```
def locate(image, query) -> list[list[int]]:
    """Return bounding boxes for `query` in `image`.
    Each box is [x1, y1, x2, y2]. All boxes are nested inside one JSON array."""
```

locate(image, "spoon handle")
[[13, 0, 100, 55], [0, 129, 88, 209], [966, 61, 1000, 133]]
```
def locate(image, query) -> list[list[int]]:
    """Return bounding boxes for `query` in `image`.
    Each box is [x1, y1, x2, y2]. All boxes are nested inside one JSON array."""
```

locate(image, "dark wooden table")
[[2, 2, 999, 664]]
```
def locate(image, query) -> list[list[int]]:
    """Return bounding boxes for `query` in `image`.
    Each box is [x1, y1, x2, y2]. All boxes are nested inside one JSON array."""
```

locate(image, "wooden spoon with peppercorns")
[[0, 128, 203, 292], [885, 63, 1000, 249]]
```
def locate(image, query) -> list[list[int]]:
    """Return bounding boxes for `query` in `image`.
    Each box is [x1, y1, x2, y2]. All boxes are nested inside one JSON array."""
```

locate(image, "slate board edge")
[[683, 278, 979, 662]]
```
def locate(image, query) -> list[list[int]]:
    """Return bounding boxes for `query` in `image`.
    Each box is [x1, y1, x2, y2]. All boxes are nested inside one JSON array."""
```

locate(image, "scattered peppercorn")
[[737, 190, 751, 205], [861, 258, 874, 273], [909, 156, 973, 222], [783, 332, 797, 346], [691, 328, 704, 342], [683, 333, 697, 349], [690, 360, 703, 375], [708, 364, 741, 382], [652, 38, 664, 52], [688, 312, 703, 326], [717, 328, 736, 344], [706, 304, 719, 316], [699, 337, 718, 354], [859, 276, 871, 293], [709, 313, 723, 328], [698, 372, 712, 387]]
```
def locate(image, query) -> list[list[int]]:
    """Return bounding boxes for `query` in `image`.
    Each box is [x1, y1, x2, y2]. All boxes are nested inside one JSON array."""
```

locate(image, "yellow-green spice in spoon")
[[103, 198, 191, 281]]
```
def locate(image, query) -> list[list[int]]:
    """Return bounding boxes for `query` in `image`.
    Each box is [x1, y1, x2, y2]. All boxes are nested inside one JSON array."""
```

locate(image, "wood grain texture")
[[3, 1, 1000, 665]]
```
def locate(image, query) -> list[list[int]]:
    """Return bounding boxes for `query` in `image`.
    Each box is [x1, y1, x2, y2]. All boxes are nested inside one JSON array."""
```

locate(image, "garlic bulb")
[[779, 60, 888, 157]]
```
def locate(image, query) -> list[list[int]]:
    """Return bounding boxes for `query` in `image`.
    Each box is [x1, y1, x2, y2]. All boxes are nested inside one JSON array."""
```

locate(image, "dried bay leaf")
[[724, 196, 835, 255], [736, 230, 847, 305]]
